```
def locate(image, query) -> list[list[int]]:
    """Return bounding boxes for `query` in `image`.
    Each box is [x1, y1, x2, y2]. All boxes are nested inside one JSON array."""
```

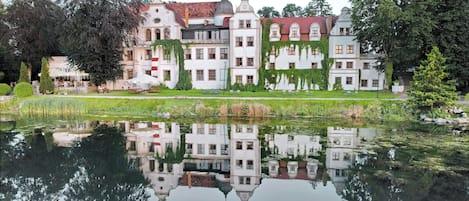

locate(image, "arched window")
[[310, 23, 321, 41], [269, 23, 280, 41], [155, 29, 161, 40], [145, 29, 152, 41], [164, 28, 170, 39], [289, 23, 300, 41]]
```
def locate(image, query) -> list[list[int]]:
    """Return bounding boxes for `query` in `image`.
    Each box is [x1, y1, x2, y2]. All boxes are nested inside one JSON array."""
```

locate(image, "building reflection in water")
[[48, 120, 381, 201], [326, 127, 381, 194]]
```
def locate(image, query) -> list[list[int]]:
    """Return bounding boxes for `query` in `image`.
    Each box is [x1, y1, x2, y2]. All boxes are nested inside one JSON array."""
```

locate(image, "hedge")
[[14, 82, 34, 97]]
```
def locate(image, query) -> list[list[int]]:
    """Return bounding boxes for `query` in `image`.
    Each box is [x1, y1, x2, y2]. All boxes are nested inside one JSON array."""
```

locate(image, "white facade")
[[229, 0, 261, 86], [230, 124, 261, 201], [328, 7, 384, 91]]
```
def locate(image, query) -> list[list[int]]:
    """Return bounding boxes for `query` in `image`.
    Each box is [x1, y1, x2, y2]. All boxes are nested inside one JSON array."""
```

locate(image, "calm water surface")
[[1, 118, 468, 201]]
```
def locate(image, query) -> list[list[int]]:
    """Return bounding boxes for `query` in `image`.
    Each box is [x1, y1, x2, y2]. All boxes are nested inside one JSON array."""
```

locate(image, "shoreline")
[[2, 95, 412, 121]]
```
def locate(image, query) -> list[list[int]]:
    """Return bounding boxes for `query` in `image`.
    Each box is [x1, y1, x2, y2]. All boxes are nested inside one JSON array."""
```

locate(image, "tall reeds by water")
[[21, 97, 86, 117]]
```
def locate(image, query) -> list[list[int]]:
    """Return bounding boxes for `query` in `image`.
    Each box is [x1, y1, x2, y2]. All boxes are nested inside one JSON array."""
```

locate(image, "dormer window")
[[270, 23, 280, 41], [310, 23, 320, 41], [340, 28, 345, 35], [289, 23, 300, 41], [346, 28, 351, 35]]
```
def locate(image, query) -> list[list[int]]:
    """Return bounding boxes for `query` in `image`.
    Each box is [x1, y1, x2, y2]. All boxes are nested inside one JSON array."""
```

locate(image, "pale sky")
[[184, 0, 351, 16], [1, 0, 351, 15]]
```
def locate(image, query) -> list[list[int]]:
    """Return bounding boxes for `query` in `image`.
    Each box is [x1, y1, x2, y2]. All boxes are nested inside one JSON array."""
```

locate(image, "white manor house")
[[51, 0, 385, 92]]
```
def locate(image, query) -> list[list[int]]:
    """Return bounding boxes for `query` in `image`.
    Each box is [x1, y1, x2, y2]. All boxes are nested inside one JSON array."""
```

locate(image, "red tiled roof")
[[223, 17, 231, 28], [166, 2, 218, 19], [141, 4, 150, 12], [262, 17, 337, 41]]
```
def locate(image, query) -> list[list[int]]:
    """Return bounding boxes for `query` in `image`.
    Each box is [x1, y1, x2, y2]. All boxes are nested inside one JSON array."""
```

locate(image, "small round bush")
[[465, 93, 469, 101], [0, 83, 11, 95], [14, 82, 34, 98]]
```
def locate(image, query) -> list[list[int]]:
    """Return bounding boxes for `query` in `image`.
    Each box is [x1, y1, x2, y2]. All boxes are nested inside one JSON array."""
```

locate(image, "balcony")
[[181, 38, 229, 44]]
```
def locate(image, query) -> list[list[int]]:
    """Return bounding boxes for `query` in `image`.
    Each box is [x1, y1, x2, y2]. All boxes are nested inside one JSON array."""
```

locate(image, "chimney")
[[326, 16, 333, 35], [185, 7, 189, 28]]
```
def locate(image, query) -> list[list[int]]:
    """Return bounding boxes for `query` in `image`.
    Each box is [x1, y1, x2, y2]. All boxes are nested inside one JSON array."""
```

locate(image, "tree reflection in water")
[[0, 125, 149, 201]]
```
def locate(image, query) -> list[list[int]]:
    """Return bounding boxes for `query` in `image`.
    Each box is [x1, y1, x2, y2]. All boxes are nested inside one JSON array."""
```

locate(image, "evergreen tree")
[[257, 6, 281, 18], [18, 62, 30, 83], [303, 0, 333, 16], [39, 57, 53, 94], [408, 47, 457, 112]]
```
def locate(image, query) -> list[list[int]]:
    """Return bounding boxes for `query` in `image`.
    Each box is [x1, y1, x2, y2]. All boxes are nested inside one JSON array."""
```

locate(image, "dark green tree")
[[433, 0, 469, 91], [3, 0, 64, 81], [408, 47, 457, 112], [303, 0, 333, 16], [18, 62, 29, 83], [257, 6, 281, 18], [351, 0, 435, 89], [39, 57, 54, 94], [61, 0, 143, 86], [282, 3, 303, 17]]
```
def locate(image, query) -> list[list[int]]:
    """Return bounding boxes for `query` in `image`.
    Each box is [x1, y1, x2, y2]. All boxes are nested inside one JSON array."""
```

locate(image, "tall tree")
[[39, 57, 53, 94], [60, 0, 143, 86], [18, 62, 29, 83], [433, 0, 469, 91], [282, 3, 303, 17], [351, 0, 435, 89], [257, 6, 281, 18], [303, 0, 333, 16], [408, 47, 457, 112], [3, 0, 64, 81]]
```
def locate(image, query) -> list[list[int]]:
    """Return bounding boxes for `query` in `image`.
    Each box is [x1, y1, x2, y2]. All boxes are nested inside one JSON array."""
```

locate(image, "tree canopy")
[[351, 0, 468, 90], [257, 6, 281, 18], [433, 0, 469, 91], [303, 0, 333, 16], [2, 0, 64, 80], [282, 3, 303, 17], [407, 47, 457, 113], [60, 0, 143, 86]]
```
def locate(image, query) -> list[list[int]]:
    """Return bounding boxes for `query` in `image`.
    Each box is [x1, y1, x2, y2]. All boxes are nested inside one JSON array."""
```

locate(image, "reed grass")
[[14, 97, 411, 121]]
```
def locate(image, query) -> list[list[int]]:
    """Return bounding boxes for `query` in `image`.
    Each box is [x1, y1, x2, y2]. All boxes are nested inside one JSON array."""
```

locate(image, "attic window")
[[153, 18, 161, 23], [155, 9, 159, 13]]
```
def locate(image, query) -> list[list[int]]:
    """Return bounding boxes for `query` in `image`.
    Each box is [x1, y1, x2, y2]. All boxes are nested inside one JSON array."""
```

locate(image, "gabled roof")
[[166, 2, 218, 19], [262, 17, 337, 41]]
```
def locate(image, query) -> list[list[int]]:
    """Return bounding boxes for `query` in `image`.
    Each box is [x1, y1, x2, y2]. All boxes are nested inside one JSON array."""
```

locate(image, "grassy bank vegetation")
[[7, 96, 412, 121], [89, 89, 398, 99]]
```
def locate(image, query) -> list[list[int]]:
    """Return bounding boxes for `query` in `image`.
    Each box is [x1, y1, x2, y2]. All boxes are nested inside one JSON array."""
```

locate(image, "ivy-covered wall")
[[259, 19, 334, 90], [151, 40, 192, 90]]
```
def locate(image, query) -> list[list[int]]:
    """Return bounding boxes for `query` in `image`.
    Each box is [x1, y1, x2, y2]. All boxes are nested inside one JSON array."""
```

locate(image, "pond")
[[1, 118, 468, 201]]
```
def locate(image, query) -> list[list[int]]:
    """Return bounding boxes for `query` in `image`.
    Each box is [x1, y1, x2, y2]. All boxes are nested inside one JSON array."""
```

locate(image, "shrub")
[[0, 83, 11, 95], [333, 82, 343, 91], [18, 62, 30, 83], [14, 82, 34, 97], [39, 57, 54, 94], [465, 93, 469, 101]]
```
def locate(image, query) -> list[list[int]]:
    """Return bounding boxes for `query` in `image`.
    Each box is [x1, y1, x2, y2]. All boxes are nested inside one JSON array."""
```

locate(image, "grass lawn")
[[85, 89, 399, 99]]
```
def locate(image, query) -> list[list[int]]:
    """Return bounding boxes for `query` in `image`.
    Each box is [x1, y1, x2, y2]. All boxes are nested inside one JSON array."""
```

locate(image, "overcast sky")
[[1, 0, 351, 15], [185, 0, 351, 15]]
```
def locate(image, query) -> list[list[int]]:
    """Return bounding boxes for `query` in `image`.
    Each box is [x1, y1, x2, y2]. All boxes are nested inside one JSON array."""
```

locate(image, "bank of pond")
[[0, 116, 468, 201], [1, 96, 415, 121]]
